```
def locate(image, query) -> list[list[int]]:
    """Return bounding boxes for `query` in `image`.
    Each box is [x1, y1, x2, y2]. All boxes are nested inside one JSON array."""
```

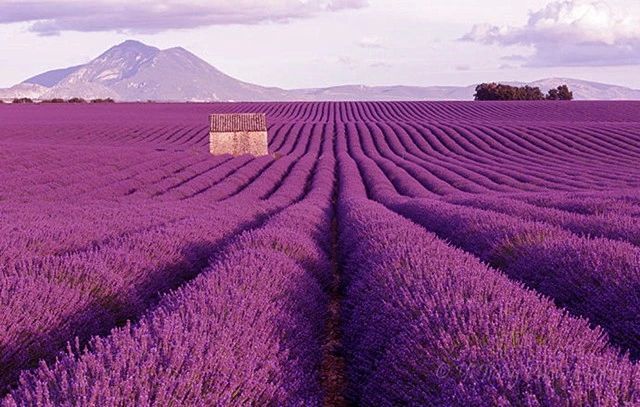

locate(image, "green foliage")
[[546, 85, 573, 101], [475, 83, 573, 101]]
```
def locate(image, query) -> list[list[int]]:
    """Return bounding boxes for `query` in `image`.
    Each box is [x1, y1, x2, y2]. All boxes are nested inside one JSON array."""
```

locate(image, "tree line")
[[4, 97, 115, 104], [474, 83, 573, 101]]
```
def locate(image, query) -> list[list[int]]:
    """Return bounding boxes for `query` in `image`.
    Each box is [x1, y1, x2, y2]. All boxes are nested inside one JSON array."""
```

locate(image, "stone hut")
[[209, 113, 269, 156]]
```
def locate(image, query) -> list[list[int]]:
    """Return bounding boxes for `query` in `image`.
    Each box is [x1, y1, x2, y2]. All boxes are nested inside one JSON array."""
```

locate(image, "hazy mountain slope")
[[23, 65, 84, 88], [287, 84, 478, 101], [42, 81, 119, 100], [0, 83, 49, 100], [530, 78, 640, 100]]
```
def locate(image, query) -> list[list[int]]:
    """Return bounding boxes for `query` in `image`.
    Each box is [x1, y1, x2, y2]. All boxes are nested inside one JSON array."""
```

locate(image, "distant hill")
[[1, 40, 639, 101], [528, 78, 640, 101], [0, 83, 50, 99], [286, 84, 479, 101]]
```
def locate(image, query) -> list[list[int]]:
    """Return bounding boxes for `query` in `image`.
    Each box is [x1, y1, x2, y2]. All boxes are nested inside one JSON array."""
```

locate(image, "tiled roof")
[[210, 113, 267, 132]]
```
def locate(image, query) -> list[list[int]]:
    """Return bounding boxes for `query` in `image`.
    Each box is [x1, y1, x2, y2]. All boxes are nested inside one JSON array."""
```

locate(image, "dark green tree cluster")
[[474, 83, 573, 101], [40, 98, 115, 104], [545, 85, 573, 100], [8, 97, 117, 104]]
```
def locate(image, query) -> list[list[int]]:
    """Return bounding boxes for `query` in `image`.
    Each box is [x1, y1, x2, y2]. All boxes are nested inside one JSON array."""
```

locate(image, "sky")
[[1, 0, 640, 89]]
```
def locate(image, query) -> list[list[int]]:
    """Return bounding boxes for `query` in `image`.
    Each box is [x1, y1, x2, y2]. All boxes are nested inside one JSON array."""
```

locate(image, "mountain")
[[1, 40, 639, 101], [12, 40, 288, 101]]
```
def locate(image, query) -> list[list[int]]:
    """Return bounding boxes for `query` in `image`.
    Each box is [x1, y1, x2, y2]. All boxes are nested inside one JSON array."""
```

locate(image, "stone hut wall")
[[209, 113, 269, 156]]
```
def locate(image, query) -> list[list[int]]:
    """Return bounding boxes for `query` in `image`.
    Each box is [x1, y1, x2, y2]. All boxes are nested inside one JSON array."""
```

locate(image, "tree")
[[12, 98, 33, 104], [546, 88, 560, 100], [474, 83, 498, 101], [556, 85, 573, 100], [520, 86, 545, 101], [546, 85, 573, 100]]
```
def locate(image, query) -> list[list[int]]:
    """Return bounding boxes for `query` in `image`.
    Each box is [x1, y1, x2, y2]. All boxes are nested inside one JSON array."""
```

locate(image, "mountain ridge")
[[2, 40, 639, 101]]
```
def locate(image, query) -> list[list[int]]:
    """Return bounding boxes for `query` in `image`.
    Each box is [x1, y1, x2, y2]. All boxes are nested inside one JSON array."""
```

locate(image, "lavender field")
[[2, 101, 640, 405]]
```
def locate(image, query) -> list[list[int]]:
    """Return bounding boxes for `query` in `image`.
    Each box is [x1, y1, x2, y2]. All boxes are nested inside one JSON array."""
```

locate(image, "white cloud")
[[462, 0, 640, 66], [0, 0, 368, 35]]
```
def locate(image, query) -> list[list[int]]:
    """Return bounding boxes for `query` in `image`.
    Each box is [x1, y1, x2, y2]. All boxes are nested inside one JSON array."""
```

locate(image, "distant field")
[[2, 101, 640, 405]]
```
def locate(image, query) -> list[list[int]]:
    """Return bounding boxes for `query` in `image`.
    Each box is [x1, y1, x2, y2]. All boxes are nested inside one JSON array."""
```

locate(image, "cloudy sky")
[[1, 0, 640, 89]]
